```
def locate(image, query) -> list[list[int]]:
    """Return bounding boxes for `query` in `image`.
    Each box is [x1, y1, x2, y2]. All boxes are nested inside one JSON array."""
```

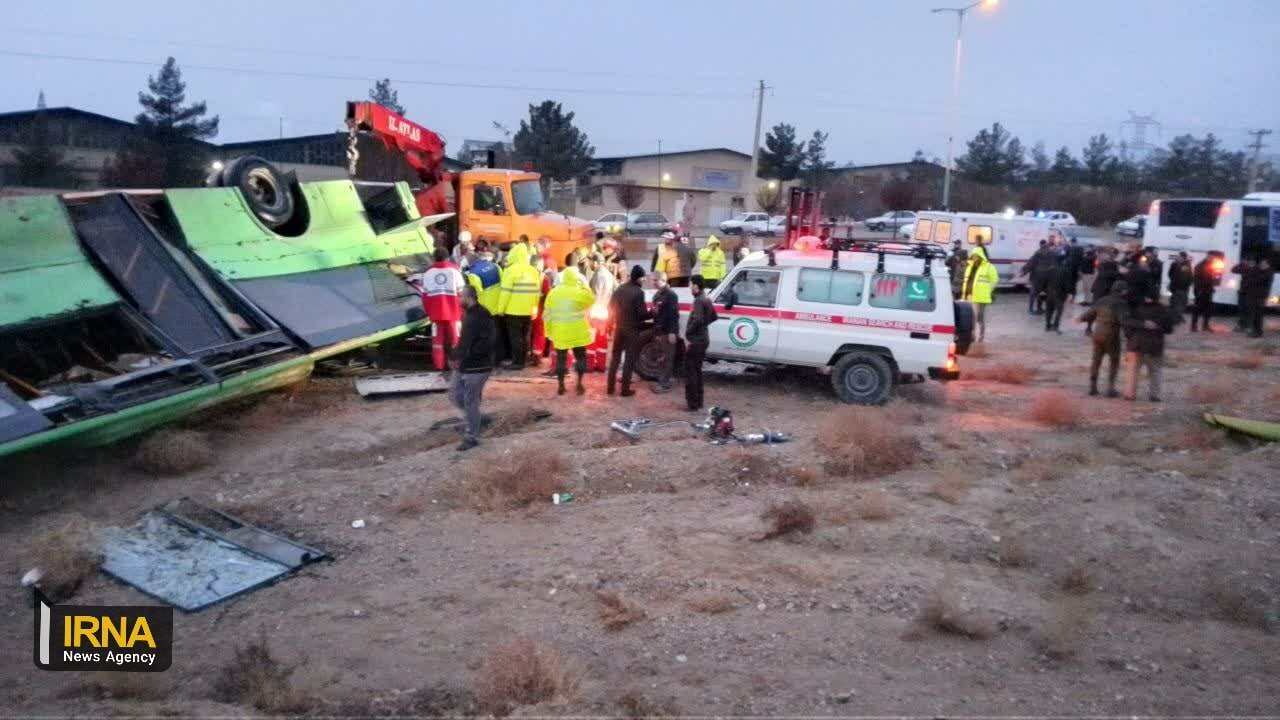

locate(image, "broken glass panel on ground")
[[100, 500, 325, 612]]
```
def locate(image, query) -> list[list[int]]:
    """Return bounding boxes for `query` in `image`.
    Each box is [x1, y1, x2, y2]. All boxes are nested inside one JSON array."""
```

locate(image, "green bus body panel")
[[0, 319, 426, 459], [0, 196, 122, 325], [0, 356, 315, 458], [167, 181, 434, 280]]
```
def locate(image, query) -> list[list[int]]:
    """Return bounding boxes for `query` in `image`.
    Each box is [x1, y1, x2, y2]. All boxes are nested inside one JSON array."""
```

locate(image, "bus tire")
[[831, 351, 894, 405], [220, 156, 295, 229]]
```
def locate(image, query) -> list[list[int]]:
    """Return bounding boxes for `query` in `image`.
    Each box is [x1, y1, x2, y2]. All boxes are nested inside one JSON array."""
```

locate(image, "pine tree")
[[102, 57, 218, 187], [756, 123, 804, 181], [11, 110, 78, 188], [512, 100, 594, 193], [1027, 141, 1050, 185], [1081, 134, 1117, 187], [801, 130, 836, 189], [368, 78, 405, 115], [956, 122, 1024, 185], [1048, 146, 1080, 185]]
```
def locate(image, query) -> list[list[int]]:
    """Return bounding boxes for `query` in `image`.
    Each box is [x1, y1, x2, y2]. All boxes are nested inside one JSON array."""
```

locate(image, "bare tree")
[[613, 181, 645, 233], [755, 184, 783, 215]]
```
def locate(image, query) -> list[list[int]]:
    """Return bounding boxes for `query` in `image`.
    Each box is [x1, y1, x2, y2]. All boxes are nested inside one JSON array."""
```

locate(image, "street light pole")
[[657, 139, 663, 217], [933, 0, 996, 210]]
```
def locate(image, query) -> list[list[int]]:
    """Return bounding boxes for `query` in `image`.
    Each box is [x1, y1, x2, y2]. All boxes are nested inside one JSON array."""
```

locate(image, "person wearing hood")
[[697, 236, 727, 289], [544, 266, 595, 395], [496, 243, 541, 369], [962, 244, 999, 343], [652, 232, 694, 287]]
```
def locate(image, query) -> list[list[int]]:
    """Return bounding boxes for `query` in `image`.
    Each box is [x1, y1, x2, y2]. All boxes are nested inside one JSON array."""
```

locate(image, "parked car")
[[719, 212, 770, 235], [1115, 215, 1144, 236], [746, 215, 786, 236], [862, 211, 916, 232], [594, 212, 674, 235], [1025, 210, 1078, 225], [897, 222, 915, 240]]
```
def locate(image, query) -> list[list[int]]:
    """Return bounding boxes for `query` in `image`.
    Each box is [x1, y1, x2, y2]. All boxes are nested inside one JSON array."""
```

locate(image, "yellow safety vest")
[[963, 249, 999, 304], [544, 268, 595, 349], [497, 244, 541, 317], [698, 243, 726, 280]]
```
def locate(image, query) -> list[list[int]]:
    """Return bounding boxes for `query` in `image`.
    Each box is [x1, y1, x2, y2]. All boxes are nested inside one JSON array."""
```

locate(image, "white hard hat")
[[661, 231, 676, 241], [458, 230, 473, 244]]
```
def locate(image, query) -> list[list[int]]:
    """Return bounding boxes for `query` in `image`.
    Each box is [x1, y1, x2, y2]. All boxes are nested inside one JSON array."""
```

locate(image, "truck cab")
[[454, 169, 595, 265]]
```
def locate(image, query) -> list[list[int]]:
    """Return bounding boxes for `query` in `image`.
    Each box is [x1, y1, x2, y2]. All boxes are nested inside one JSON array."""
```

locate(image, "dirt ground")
[[2, 299, 1278, 717]]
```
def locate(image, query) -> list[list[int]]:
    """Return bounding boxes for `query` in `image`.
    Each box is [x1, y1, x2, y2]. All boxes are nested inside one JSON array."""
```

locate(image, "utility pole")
[[279, 116, 284, 139], [657, 139, 663, 217], [748, 80, 768, 187], [1247, 128, 1272, 193]]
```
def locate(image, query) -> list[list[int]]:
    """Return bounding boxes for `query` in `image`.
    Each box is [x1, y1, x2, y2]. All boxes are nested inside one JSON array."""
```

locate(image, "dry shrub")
[[1170, 427, 1226, 452], [857, 491, 895, 521], [211, 630, 309, 713], [1036, 600, 1089, 660], [788, 465, 818, 487], [476, 637, 578, 709], [1226, 352, 1264, 370], [449, 447, 569, 512], [928, 470, 970, 504], [966, 342, 991, 359], [25, 521, 101, 601], [816, 406, 918, 478], [1205, 573, 1271, 630], [132, 429, 213, 475], [1268, 385, 1280, 403], [686, 592, 735, 615], [991, 532, 1031, 568], [911, 586, 995, 640], [1188, 379, 1243, 405], [964, 364, 1034, 384], [391, 494, 428, 517], [1028, 391, 1083, 428], [595, 591, 646, 631], [84, 671, 166, 700], [618, 691, 681, 719], [760, 500, 816, 539], [1015, 457, 1067, 484], [1057, 564, 1092, 595]]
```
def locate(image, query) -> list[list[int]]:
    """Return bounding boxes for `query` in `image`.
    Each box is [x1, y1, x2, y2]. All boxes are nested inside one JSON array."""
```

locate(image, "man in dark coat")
[[606, 265, 653, 397], [450, 286, 497, 451], [1122, 295, 1175, 402], [1189, 255, 1220, 332], [650, 272, 680, 393], [1167, 251, 1193, 322], [1021, 240, 1050, 314], [1086, 246, 1121, 335], [1043, 247, 1074, 333], [1234, 257, 1274, 338], [683, 274, 719, 411]]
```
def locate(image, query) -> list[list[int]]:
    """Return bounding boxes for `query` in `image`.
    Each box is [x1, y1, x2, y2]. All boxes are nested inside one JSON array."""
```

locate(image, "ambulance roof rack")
[[824, 238, 947, 274]]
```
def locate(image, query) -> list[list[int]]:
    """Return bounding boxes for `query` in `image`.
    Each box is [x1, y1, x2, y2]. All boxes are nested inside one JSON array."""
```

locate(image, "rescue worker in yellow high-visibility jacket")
[[697, 235, 727, 289], [496, 243, 541, 369], [962, 244, 1000, 343], [543, 267, 595, 396]]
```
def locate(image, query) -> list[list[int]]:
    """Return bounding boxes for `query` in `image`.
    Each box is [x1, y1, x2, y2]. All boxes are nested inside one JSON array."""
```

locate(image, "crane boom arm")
[[345, 101, 447, 183]]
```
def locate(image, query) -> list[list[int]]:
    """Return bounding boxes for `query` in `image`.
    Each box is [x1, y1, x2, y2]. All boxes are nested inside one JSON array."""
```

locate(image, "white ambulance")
[[640, 241, 969, 404], [910, 211, 1069, 287]]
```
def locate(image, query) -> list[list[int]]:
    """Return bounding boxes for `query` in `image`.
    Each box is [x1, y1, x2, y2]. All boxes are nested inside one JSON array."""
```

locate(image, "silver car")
[[593, 211, 673, 235]]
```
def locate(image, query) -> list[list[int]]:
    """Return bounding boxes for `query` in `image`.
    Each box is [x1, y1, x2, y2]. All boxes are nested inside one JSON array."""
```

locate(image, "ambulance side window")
[[723, 269, 780, 308], [868, 274, 937, 312], [967, 225, 992, 245], [934, 221, 952, 243], [797, 268, 864, 306], [913, 219, 933, 242]]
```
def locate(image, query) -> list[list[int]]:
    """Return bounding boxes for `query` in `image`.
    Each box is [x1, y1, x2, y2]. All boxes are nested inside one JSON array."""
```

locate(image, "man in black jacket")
[[683, 274, 719, 411], [1167, 251, 1193, 323], [1189, 255, 1219, 332], [1122, 295, 1174, 402], [450, 286, 497, 451], [1021, 240, 1049, 314], [1043, 248, 1074, 333], [650, 272, 680, 393], [606, 265, 652, 397], [1078, 280, 1128, 397]]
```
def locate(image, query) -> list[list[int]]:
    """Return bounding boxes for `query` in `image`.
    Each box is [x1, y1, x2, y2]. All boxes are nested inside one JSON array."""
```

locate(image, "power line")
[[0, 49, 751, 101]]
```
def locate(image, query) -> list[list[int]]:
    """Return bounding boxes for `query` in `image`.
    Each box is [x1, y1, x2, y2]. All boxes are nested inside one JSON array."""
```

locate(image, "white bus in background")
[[1145, 196, 1280, 307], [910, 211, 1069, 287]]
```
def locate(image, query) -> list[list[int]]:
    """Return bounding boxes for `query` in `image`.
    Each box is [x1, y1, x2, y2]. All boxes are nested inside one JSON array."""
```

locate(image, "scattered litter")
[[551, 493, 574, 505], [351, 519, 366, 529], [675, 654, 688, 663], [355, 372, 451, 398], [21, 568, 42, 587], [100, 499, 326, 612], [609, 406, 791, 445]]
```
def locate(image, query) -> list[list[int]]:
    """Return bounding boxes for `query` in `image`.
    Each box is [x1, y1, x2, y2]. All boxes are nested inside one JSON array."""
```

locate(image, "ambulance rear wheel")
[[831, 352, 894, 405]]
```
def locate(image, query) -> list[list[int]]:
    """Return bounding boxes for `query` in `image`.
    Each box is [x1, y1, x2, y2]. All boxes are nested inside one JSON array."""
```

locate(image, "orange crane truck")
[[345, 101, 595, 265]]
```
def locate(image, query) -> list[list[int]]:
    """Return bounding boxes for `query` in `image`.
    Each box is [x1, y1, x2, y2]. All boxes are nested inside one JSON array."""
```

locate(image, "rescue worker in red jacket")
[[421, 247, 465, 371]]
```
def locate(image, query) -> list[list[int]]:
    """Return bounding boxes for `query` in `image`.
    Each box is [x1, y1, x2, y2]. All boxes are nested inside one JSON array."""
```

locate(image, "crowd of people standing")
[[951, 229, 1274, 404], [421, 230, 730, 450]]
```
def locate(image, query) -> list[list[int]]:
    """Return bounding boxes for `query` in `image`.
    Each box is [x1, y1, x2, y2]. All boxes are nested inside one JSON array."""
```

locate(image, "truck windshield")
[[511, 180, 547, 215]]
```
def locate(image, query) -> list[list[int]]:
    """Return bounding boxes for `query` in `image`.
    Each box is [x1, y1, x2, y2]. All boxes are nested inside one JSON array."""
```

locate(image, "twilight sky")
[[1, 0, 1277, 164]]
